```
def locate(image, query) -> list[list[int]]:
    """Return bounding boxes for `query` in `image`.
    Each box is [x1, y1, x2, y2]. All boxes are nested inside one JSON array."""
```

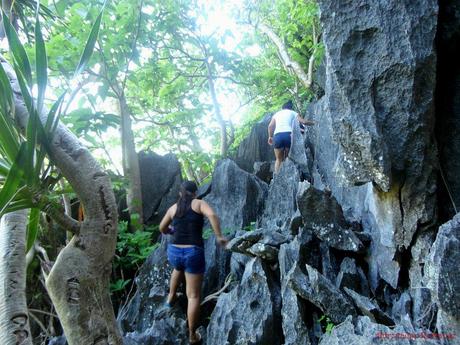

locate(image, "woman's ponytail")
[[176, 181, 198, 218]]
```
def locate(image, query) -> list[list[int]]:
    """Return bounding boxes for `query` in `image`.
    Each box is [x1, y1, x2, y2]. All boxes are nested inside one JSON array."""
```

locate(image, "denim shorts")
[[167, 245, 205, 274], [274, 131, 291, 149]]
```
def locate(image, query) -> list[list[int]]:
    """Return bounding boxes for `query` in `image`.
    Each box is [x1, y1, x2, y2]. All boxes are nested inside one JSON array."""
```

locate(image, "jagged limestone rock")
[[279, 238, 311, 345], [296, 181, 364, 252], [234, 114, 275, 172], [425, 213, 460, 326], [288, 120, 310, 180], [336, 257, 370, 297], [344, 287, 395, 326], [253, 161, 274, 183], [319, 316, 441, 345], [206, 258, 282, 345], [139, 151, 182, 224], [311, 0, 438, 290], [260, 159, 301, 231], [205, 159, 268, 232], [117, 236, 190, 345], [288, 264, 356, 324]]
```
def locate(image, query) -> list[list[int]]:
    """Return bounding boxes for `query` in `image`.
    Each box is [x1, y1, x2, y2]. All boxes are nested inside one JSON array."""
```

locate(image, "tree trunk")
[[118, 92, 144, 226], [205, 59, 228, 157], [2, 58, 123, 345], [0, 210, 33, 345]]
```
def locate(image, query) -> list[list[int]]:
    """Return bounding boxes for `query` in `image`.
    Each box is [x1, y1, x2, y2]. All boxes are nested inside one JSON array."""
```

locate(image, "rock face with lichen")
[[116, 1, 460, 345]]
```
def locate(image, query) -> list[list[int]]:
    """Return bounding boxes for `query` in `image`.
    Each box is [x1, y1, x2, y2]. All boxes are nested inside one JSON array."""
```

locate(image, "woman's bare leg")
[[274, 148, 285, 173], [167, 269, 184, 304], [185, 272, 203, 342]]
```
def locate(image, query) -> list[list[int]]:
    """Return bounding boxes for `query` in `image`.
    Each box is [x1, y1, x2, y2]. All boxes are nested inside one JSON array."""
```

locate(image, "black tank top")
[[172, 206, 204, 247]]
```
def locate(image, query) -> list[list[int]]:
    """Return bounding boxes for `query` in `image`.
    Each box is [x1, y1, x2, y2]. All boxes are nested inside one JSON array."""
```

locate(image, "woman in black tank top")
[[160, 181, 227, 344]]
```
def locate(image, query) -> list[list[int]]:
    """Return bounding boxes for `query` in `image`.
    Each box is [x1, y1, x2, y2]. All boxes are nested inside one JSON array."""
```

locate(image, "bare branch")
[[201, 273, 233, 306], [256, 22, 315, 89]]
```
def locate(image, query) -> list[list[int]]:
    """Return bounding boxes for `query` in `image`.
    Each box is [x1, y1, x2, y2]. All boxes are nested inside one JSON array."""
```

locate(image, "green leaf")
[[0, 63, 19, 163], [0, 143, 27, 217], [2, 199, 33, 213], [0, 113, 20, 163], [0, 60, 13, 114], [35, 92, 66, 173], [13, 62, 34, 115], [0, 158, 11, 177], [35, 6, 48, 113], [73, 1, 107, 78], [26, 207, 40, 252], [2, 10, 33, 86], [25, 108, 39, 186]]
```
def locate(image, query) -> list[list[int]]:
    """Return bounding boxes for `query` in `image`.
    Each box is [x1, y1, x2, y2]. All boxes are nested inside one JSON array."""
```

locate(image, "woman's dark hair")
[[282, 100, 294, 110], [176, 180, 198, 218]]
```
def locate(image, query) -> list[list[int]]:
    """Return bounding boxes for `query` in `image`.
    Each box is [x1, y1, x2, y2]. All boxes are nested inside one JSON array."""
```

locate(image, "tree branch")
[[42, 202, 80, 234], [121, 0, 144, 92], [256, 22, 315, 89]]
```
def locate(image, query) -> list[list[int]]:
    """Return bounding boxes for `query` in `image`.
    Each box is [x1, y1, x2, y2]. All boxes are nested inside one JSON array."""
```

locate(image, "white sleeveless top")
[[273, 109, 297, 134]]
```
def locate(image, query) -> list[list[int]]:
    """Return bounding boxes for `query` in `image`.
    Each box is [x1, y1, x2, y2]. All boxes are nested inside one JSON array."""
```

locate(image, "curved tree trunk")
[[2, 58, 123, 344], [0, 210, 33, 345]]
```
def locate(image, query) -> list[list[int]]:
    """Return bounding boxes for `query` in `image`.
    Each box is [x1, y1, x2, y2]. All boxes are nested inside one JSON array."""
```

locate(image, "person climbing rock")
[[267, 100, 315, 173], [160, 180, 227, 344]]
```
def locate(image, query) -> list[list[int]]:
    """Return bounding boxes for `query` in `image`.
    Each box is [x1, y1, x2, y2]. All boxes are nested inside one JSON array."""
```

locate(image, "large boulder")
[[139, 151, 182, 225], [234, 114, 275, 172]]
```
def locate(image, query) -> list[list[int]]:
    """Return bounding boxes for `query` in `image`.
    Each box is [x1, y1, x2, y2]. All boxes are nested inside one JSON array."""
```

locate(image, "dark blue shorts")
[[167, 245, 205, 274], [274, 132, 291, 149]]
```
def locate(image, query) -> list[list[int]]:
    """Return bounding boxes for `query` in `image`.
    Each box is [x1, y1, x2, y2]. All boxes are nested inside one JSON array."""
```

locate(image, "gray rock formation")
[[311, 0, 438, 290], [234, 114, 275, 172], [279, 238, 311, 345], [206, 258, 282, 345], [289, 264, 356, 324], [139, 151, 182, 224], [118, 236, 190, 345], [319, 316, 440, 345], [204, 159, 268, 232], [253, 161, 274, 183], [297, 181, 364, 252], [336, 257, 370, 297], [344, 287, 395, 326], [260, 159, 301, 231], [425, 213, 460, 327]]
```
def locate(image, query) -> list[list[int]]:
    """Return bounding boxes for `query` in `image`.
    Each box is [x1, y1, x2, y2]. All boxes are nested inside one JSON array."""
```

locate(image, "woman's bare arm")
[[159, 205, 175, 234], [199, 200, 227, 246], [297, 114, 315, 125]]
